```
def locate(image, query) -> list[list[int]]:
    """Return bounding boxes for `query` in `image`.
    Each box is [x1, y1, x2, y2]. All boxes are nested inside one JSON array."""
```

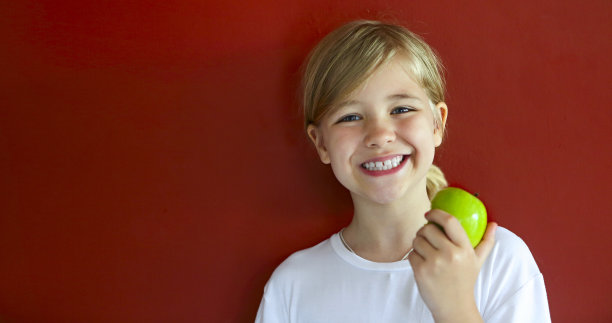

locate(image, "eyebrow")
[[337, 93, 421, 107], [387, 93, 421, 101]]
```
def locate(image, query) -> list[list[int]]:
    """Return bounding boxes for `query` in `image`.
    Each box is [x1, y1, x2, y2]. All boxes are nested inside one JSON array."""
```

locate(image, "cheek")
[[398, 118, 437, 146], [327, 130, 359, 157], [325, 131, 360, 182]]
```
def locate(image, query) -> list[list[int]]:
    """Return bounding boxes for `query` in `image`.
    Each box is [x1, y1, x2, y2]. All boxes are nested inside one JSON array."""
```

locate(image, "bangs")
[[303, 20, 445, 129]]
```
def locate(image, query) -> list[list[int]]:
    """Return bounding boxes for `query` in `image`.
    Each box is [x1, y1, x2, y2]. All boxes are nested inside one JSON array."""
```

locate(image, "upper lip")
[[359, 154, 406, 165]]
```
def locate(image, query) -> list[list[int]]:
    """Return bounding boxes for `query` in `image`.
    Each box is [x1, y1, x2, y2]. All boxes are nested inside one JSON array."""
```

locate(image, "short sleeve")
[[255, 293, 284, 323], [255, 275, 288, 323], [483, 273, 550, 322], [480, 227, 551, 323]]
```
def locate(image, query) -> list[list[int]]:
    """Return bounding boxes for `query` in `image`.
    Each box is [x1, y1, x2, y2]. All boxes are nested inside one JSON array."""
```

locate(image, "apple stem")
[[474, 193, 480, 197]]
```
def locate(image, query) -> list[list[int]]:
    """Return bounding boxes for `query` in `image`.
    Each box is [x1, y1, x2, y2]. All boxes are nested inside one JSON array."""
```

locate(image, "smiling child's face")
[[307, 56, 447, 205]]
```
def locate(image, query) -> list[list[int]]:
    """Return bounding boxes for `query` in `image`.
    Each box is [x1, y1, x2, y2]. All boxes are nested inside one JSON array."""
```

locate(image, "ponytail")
[[426, 164, 447, 200]]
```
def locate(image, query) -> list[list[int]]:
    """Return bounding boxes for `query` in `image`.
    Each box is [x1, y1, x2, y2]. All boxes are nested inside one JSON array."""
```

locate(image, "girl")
[[256, 20, 550, 322]]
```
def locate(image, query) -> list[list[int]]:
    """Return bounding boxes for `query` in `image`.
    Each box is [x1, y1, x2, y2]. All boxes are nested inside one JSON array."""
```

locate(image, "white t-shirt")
[[255, 226, 550, 323]]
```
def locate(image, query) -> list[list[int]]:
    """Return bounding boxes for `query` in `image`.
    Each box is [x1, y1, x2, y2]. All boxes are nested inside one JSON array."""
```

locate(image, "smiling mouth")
[[361, 155, 406, 171]]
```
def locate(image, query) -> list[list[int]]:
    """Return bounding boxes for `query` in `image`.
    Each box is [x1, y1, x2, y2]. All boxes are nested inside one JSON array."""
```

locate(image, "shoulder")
[[278, 237, 335, 271], [263, 237, 337, 292], [492, 226, 531, 255], [480, 226, 543, 293], [493, 226, 526, 245], [488, 226, 540, 273]]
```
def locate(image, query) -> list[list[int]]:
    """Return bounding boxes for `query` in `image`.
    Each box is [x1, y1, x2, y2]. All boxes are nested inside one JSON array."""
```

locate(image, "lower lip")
[[360, 155, 408, 177]]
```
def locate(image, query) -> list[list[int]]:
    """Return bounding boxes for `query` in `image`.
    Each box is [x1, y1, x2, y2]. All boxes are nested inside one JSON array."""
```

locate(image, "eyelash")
[[391, 106, 416, 114], [337, 115, 361, 123], [335, 106, 416, 123]]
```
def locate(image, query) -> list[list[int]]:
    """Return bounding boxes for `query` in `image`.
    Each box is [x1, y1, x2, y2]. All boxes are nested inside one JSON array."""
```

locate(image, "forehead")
[[341, 56, 428, 105]]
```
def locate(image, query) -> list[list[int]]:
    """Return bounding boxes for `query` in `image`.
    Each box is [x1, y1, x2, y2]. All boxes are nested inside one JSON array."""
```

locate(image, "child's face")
[[308, 57, 447, 205]]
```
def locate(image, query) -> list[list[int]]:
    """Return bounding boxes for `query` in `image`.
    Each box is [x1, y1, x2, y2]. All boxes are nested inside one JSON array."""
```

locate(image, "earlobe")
[[307, 124, 331, 164], [434, 102, 448, 147]]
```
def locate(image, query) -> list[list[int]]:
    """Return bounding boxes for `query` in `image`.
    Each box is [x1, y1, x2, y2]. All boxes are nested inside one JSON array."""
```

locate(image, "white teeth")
[[362, 156, 404, 171]]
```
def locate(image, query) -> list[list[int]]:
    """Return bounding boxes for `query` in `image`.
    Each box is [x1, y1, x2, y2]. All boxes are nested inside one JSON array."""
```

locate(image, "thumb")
[[475, 222, 497, 265]]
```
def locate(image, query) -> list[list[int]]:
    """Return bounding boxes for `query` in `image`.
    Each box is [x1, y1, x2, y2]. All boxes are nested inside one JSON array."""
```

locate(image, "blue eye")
[[337, 114, 361, 123], [391, 106, 415, 114]]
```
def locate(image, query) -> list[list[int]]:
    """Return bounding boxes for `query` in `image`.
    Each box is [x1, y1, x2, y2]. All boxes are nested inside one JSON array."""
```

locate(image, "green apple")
[[430, 187, 488, 248]]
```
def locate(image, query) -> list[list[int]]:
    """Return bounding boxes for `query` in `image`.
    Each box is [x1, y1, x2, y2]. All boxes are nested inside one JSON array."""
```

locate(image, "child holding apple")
[[256, 20, 550, 322]]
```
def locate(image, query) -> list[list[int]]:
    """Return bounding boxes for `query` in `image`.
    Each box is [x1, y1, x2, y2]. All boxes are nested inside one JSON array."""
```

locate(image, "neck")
[[342, 187, 431, 262]]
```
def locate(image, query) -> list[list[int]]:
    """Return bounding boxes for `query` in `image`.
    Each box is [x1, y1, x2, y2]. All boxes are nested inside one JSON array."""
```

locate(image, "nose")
[[364, 119, 396, 148]]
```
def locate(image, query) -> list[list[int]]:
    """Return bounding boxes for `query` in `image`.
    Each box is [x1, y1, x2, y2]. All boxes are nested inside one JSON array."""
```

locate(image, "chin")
[[355, 189, 405, 205]]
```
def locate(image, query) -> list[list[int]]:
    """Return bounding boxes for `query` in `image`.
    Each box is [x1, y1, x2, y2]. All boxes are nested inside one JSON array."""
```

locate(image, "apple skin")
[[430, 187, 488, 248]]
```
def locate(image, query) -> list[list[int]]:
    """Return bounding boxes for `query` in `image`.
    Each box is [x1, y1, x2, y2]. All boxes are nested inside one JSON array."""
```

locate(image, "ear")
[[307, 124, 331, 164], [433, 102, 448, 147]]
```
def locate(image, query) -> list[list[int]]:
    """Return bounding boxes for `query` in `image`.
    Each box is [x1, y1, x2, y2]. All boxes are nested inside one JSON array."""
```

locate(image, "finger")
[[425, 209, 472, 248], [407, 246, 424, 269], [416, 222, 447, 250], [475, 222, 497, 265], [412, 234, 438, 260]]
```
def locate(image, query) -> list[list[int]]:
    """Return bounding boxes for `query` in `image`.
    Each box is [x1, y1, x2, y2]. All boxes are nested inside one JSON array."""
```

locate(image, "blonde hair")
[[426, 165, 448, 200], [302, 20, 449, 199]]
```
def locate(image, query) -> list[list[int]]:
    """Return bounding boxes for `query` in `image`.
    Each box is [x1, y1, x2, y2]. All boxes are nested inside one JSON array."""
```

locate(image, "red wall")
[[2, 1, 611, 322]]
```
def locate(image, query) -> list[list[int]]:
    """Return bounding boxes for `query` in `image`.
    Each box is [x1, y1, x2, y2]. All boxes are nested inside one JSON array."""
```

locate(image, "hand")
[[408, 209, 497, 322]]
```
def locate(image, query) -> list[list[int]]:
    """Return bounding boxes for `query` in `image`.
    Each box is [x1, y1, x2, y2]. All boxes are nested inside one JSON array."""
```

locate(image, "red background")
[[2, 0, 611, 322]]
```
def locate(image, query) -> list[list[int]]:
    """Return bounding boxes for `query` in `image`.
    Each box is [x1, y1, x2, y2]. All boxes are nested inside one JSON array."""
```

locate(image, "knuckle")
[[424, 222, 442, 234], [432, 256, 444, 269], [451, 252, 463, 263], [448, 249, 470, 264], [440, 214, 455, 227]]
